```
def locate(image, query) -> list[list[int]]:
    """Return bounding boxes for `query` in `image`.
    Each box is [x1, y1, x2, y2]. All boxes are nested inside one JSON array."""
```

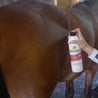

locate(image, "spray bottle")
[[68, 32, 83, 73]]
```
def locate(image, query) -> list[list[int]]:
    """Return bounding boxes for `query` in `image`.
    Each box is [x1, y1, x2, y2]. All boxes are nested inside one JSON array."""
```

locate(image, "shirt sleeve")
[[88, 48, 98, 64]]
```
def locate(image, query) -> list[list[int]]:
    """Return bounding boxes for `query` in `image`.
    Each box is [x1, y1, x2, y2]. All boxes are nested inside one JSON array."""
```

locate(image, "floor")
[[51, 71, 98, 98]]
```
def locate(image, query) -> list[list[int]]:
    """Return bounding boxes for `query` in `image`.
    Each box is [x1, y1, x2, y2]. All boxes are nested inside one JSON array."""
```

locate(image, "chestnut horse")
[[0, 0, 98, 98], [65, 1, 98, 98]]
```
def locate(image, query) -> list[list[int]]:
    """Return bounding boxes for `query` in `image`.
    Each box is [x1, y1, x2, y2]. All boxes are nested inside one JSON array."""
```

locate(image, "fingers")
[[68, 28, 83, 44], [68, 28, 80, 38], [68, 40, 78, 44], [72, 28, 80, 33], [72, 28, 83, 39], [68, 34, 70, 38]]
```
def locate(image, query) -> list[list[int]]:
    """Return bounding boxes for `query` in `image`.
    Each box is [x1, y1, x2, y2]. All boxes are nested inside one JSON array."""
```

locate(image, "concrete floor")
[[51, 71, 98, 98]]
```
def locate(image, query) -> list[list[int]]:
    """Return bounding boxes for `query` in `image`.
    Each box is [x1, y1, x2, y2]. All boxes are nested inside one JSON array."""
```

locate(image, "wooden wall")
[[0, 0, 79, 8], [57, 0, 79, 9]]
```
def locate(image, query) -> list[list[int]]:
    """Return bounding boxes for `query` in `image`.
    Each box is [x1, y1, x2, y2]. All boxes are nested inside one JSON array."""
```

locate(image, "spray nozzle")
[[70, 32, 76, 36]]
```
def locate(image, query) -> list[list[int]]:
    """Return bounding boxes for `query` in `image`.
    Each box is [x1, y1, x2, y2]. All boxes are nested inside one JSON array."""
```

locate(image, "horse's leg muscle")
[[84, 63, 98, 98]]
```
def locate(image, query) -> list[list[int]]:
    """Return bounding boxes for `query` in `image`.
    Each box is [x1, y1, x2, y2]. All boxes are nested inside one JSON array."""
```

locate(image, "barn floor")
[[51, 71, 98, 98]]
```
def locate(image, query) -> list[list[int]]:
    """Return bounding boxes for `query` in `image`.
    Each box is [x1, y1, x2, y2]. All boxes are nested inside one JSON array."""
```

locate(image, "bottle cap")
[[70, 32, 76, 36]]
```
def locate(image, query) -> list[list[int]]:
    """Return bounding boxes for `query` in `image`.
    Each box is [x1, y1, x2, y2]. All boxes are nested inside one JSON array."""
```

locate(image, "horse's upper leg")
[[85, 63, 98, 98]]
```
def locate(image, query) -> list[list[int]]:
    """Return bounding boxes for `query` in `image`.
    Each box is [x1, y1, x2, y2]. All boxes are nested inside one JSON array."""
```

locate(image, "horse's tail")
[[0, 67, 10, 98]]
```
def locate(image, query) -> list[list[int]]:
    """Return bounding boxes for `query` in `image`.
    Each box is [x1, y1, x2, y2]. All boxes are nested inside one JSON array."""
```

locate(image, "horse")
[[64, 1, 98, 98], [0, 0, 98, 98]]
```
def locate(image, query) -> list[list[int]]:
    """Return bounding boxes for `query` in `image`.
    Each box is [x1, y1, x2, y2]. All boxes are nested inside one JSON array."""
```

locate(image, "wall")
[[57, 0, 79, 9], [0, 0, 79, 7]]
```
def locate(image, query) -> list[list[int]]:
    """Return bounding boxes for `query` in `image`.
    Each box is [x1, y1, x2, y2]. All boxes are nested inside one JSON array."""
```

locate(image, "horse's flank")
[[0, 0, 70, 97]]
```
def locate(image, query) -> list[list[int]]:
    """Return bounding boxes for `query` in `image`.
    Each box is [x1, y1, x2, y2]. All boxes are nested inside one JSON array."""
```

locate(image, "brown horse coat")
[[0, 0, 71, 97], [0, 0, 98, 98], [65, 2, 98, 97]]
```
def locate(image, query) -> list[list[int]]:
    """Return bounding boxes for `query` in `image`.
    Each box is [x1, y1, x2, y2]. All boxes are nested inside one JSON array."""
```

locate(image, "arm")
[[68, 28, 98, 64], [69, 28, 94, 56]]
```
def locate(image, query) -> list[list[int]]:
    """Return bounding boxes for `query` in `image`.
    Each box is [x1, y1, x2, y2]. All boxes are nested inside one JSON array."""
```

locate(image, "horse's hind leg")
[[84, 64, 98, 98], [65, 81, 74, 98]]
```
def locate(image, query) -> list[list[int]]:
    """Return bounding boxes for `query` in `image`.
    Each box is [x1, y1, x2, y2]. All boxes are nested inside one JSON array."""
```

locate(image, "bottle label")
[[68, 44, 83, 72], [70, 52, 82, 61], [69, 44, 81, 55]]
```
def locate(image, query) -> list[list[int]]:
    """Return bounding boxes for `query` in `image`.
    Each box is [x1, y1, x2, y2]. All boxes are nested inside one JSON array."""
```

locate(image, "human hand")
[[68, 28, 94, 56]]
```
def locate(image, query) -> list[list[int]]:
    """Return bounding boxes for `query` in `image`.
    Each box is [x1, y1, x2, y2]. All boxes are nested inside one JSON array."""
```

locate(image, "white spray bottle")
[[68, 32, 83, 73]]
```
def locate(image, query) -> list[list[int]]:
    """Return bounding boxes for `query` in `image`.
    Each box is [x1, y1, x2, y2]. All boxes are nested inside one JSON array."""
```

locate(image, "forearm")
[[71, 28, 98, 64], [83, 44, 94, 56]]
